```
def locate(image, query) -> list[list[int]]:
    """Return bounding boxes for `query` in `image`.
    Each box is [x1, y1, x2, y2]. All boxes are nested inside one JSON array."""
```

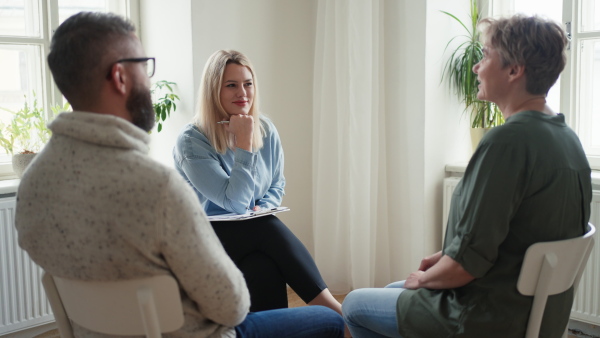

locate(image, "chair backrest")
[[517, 223, 596, 338], [42, 272, 184, 338]]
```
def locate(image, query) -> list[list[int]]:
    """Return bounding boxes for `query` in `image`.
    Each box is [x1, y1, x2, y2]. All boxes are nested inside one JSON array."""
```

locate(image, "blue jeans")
[[235, 305, 344, 338], [342, 281, 406, 338]]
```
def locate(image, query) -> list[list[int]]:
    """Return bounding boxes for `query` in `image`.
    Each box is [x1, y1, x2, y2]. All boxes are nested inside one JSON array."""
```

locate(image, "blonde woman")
[[174, 50, 343, 318]]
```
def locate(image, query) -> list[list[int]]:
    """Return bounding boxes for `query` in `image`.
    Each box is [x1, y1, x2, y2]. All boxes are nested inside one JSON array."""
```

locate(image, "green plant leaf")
[[440, 11, 470, 34], [0, 93, 69, 154], [440, 0, 504, 129], [151, 80, 180, 133]]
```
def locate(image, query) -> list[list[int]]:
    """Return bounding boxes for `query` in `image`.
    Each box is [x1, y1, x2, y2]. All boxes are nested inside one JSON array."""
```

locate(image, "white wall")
[[424, 0, 472, 245], [381, 0, 469, 280], [139, 0, 470, 263], [384, 0, 428, 281], [140, 0, 196, 167]]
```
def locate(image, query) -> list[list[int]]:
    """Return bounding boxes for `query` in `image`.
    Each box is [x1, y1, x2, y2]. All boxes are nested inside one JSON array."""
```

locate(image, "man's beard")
[[127, 82, 155, 132]]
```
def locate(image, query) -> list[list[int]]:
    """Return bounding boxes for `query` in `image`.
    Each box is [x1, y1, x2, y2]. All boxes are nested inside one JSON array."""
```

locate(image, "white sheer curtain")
[[312, 0, 391, 293], [312, 0, 468, 294]]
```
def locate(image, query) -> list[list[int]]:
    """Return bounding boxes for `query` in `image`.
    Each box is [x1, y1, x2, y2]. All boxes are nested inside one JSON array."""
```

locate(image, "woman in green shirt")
[[342, 15, 592, 338]]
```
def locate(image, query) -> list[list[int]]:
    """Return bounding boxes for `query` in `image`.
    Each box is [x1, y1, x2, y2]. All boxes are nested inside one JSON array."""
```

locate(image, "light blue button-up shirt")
[[173, 118, 285, 216]]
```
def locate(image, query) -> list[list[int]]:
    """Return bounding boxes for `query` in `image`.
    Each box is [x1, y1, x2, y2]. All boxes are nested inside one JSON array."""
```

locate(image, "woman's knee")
[[342, 288, 403, 337], [342, 288, 402, 321], [385, 280, 405, 288], [342, 289, 370, 322]]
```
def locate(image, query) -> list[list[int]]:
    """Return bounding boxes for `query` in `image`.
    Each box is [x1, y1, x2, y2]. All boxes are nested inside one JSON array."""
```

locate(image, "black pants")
[[211, 215, 327, 312]]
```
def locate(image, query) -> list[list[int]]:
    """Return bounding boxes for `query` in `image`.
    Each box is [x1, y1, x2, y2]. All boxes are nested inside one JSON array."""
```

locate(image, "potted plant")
[[0, 94, 69, 177], [152, 80, 180, 133], [441, 0, 504, 150], [1, 81, 179, 177]]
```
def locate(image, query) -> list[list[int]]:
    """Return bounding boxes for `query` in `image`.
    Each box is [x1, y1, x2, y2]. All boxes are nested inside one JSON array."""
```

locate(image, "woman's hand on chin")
[[225, 114, 254, 151]]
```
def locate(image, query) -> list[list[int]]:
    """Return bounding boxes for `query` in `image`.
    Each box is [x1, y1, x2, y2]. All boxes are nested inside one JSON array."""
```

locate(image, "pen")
[[217, 121, 230, 124]]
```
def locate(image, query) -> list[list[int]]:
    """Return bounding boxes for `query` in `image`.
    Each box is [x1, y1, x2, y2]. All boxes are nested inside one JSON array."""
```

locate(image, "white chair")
[[517, 223, 596, 338], [42, 272, 184, 338]]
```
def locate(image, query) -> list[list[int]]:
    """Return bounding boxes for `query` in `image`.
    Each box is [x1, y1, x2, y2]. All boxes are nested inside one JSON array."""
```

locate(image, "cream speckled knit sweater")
[[15, 112, 249, 338]]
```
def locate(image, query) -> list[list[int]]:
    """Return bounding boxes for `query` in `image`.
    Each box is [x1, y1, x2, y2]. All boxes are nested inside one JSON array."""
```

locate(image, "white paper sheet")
[[207, 207, 290, 222]]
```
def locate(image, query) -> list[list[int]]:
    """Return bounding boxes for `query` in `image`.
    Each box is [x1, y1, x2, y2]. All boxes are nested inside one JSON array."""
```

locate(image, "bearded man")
[[14, 11, 343, 338]]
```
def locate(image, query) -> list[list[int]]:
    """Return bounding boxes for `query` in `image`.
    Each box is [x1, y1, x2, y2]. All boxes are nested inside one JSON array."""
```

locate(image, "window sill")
[[446, 163, 600, 189], [0, 179, 19, 196]]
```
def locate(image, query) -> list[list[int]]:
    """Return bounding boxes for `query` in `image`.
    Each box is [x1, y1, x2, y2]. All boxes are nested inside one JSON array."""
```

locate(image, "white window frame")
[[0, 0, 53, 179], [561, 0, 600, 169], [0, 0, 139, 180], [485, 0, 600, 170]]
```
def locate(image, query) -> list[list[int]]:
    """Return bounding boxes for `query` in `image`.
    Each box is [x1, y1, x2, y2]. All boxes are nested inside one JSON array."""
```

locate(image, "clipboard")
[[207, 207, 290, 221]]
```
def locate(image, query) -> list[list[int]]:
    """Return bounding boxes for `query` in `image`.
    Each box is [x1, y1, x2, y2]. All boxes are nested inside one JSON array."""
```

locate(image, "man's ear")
[[507, 63, 525, 83], [107, 63, 128, 95]]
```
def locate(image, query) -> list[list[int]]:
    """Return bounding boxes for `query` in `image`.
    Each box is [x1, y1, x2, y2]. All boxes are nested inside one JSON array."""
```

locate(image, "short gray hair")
[[47, 12, 135, 106], [480, 15, 567, 95]]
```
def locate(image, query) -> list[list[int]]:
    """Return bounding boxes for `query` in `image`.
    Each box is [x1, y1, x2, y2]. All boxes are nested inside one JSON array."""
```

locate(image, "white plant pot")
[[470, 128, 491, 153], [12, 153, 37, 178]]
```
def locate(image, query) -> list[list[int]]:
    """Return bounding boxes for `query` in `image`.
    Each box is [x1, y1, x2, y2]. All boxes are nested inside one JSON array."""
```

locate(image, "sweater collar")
[[48, 111, 150, 153]]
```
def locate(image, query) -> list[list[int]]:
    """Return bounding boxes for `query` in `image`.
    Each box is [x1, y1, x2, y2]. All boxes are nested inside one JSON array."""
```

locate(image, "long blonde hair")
[[194, 50, 265, 153]]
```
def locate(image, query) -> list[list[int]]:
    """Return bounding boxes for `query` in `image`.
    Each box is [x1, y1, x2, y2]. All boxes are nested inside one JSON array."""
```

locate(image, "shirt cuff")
[[444, 234, 494, 278], [234, 147, 256, 168]]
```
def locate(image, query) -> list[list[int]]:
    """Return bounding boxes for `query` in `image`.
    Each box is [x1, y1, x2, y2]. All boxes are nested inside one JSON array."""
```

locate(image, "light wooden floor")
[[287, 287, 347, 308], [34, 329, 60, 338]]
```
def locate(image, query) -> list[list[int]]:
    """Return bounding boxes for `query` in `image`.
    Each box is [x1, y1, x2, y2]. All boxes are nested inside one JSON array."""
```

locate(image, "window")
[[0, 0, 137, 178], [489, 0, 600, 169], [566, 0, 600, 168]]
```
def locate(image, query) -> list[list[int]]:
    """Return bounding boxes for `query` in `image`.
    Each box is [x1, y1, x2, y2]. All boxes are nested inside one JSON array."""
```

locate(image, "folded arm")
[[256, 153, 284, 209], [254, 121, 285, 209], [404, 253, 475, 290], [161, 175, 250, 326], [179, 135, 258, 214]]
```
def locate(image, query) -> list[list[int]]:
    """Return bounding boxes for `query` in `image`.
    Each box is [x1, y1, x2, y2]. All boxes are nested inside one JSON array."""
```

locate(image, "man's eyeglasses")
[[111, 57, 156, 78]]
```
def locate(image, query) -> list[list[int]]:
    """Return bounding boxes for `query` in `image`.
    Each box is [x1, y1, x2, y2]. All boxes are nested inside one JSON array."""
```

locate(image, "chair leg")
[[137, 287, 162, 338], [42, 273, 75, 338], [525, 253, 557, 338]]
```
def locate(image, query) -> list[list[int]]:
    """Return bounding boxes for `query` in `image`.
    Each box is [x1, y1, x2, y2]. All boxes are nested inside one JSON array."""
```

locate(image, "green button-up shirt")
[[397, 111, 591, 338]]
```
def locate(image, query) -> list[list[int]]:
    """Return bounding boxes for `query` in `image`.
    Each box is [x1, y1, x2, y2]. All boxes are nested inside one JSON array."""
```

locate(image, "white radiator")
[[572, 193, 600, 325], [0, 196, 54, 336], [442, 177, 600, 326], [442, 176, 462, 245]]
